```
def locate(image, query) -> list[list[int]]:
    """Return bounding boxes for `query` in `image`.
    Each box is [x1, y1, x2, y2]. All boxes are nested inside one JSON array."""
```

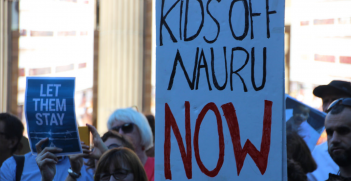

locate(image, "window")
[[314, 54, 335, 63], [338, 17, 351, 24], [300, 21, 309, 26], [78, 63, 87, 69], [314, 19, 334, 25], [58, 31, 76, 36], [56, 64, 74, 73], [18, 68, 25, 77], [30, 31, 54, 37], [20, 29, 27, 36], [340, 56, 351, 64], [29, 67, 51, 75]]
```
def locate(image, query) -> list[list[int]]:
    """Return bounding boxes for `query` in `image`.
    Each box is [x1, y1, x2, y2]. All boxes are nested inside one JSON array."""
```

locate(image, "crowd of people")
[[287, 80, 351, 181], [0, 108, 155, 181], [0, 80, 351, 181]]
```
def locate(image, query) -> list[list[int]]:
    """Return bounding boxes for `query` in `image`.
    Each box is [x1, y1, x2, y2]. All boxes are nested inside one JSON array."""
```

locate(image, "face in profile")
[[292, 105, 310, 125]]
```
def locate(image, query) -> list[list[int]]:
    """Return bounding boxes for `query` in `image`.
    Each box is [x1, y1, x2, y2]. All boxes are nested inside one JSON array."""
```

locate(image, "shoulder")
[[0, 156, 16, 181], [2, 155, 16, 166]]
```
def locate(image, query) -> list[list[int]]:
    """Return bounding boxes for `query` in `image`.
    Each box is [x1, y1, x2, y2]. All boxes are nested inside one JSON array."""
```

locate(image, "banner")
[[156, 0, 286, 180], [25, 77, 81, 156]]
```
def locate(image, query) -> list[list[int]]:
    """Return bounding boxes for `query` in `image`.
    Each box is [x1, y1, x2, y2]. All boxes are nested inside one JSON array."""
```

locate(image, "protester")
[[94, 147, 148, 181], [286, 131, 317, 181], [308, 80, 351, 181], [84, 130, 134, 171], [313, 80, 351, 112], [107, 108, 154, 181], [0, 113, 24, 167], [324, 98, 351, 180], [0, 137, 94, 181]]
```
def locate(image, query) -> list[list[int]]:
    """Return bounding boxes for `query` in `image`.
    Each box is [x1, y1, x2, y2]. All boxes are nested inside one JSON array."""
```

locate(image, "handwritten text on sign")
[[156, 0, 285, 180], [162, 0, 276, 92]]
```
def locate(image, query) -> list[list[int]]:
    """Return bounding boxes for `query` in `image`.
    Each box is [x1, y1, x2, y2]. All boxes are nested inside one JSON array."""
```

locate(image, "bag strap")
[[13, 155, 25, 181]]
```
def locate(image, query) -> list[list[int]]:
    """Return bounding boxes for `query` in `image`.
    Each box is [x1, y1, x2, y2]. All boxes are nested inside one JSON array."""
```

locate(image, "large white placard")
[[156, 0, 285, 180]]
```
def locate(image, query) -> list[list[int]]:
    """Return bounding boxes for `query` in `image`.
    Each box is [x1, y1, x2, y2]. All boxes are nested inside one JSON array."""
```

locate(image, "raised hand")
[[86, 124, 108, 159], [35, 138, 62, 181]]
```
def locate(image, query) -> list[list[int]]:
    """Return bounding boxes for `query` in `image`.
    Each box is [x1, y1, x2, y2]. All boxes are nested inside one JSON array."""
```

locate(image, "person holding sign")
[[0, 77, 94, 181], [107, 108, 154, 181], [0, 137, 94, 181]]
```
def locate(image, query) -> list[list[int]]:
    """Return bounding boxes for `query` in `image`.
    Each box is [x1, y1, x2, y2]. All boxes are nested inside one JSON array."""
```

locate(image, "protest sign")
[[156, 0, 286, 180], [285, 95, 326, 150], [25, 77, 82, 156]]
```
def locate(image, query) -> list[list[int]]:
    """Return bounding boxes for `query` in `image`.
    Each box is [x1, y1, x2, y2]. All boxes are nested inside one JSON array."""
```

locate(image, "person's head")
[[325, 98, 351, 168], [292, 105, 310, 126], [0, 113, 24, 155], [102, 131, 134, 150], [85, 131, 134, 171], [95, 147, 148, 181], [107, 108, 153, 152], [313, 80, 351, 112], [286, 131, 317, 174]]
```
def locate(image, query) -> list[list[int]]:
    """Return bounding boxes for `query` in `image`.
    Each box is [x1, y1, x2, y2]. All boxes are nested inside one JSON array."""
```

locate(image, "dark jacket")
[[326, 173, 351, 181]]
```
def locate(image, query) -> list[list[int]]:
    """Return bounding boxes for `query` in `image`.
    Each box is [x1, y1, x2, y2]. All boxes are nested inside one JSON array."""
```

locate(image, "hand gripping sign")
[[156, 0, 286, 180], [25, 77, 82, 156]]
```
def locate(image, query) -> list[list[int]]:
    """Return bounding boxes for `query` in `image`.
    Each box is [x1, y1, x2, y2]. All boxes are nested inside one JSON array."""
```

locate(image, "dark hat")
[[313, 80, 351, 98]]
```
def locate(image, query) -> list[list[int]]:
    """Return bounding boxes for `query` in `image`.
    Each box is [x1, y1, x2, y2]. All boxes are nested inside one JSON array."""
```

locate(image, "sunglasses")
[[112, 123, 134, 134], [326, 98, 351, 113], [97, 169, 132, 181]]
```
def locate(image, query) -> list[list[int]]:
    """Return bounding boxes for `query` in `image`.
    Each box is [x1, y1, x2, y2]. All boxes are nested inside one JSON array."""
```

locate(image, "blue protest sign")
[[25, 77, 82, 156]]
